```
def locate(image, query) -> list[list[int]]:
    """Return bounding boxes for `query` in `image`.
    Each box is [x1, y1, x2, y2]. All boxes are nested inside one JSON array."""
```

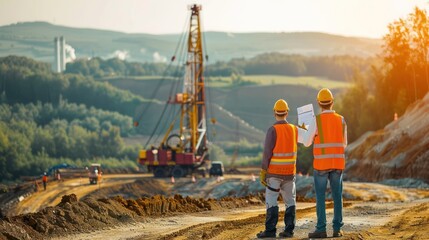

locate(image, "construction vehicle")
[[88, 164, 102, 184], [134, 4, 213, 178], [209, 161, 224, 177]]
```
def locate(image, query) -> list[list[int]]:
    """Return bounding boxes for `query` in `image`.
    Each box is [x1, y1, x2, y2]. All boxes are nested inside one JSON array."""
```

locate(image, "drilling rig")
[[135, 4, 210, 178]]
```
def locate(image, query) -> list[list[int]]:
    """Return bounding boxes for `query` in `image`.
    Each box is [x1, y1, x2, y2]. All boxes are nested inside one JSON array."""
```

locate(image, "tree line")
[[64, 53, 373, 82], [338, 7, 429, 142], [0, 56, 148, 118], [206, 54, 374, 81], [65, 57, 168, 78]]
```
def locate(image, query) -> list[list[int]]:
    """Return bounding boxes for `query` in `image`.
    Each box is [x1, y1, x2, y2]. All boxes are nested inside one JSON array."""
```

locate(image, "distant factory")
[[53, 36, 66, 73]]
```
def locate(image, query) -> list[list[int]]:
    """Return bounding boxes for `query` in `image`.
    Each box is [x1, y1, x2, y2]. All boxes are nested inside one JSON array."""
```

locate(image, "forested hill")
[[0, 56, 149, 117], [0, 21, 381, 63], [0, 56, 151, 181]]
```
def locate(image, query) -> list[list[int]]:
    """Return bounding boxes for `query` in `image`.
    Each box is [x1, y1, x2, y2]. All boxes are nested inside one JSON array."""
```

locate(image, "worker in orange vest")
[[308, 88, 347, 238], [42, 172, 48, 191], [257, 99, 315, 238]]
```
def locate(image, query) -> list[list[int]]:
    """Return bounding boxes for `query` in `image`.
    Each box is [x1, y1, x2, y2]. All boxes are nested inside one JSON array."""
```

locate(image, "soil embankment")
[[0, 193, 264, 240], [346, 92, 429, 182]]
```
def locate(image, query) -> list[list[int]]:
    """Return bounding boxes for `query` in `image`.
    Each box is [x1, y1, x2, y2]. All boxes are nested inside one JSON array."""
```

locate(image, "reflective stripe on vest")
[[314, 154, 345, 159], [313, 112, 345, 170], [273, 152, 297, 157], [267, 123, 298, 175], [314, 143, 344, 148]]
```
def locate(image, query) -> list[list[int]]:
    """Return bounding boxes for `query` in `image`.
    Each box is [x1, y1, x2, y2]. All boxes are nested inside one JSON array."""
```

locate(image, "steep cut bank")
[[346, 93, 429, 182]]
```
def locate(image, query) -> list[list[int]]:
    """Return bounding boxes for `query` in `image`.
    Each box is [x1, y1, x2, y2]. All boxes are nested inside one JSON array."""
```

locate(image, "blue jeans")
[[313, 169, 344, 232]]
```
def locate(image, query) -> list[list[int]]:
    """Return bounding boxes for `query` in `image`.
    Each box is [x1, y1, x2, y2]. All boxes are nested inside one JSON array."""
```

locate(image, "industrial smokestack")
[[59, 36, 66, 72], [53, 37, 61, 73], [53, 36, 67, 72]]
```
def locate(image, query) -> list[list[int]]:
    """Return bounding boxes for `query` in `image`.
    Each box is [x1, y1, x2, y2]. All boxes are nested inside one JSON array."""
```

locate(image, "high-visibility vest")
[[313, 112, 345, 170], [267, 124, 298, 175], [42, 175, 48, 182]]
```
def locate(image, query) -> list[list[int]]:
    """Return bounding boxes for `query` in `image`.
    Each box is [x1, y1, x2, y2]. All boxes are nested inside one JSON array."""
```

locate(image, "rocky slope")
[[345, 93, 429, 182]]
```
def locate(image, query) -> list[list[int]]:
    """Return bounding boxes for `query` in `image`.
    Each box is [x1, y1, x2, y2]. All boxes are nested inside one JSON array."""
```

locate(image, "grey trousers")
[[266, 177, 296, 209]]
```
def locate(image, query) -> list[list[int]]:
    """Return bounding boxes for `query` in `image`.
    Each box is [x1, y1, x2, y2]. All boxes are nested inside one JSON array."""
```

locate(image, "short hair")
[[275, 112, 288, 117], [319, 102, 333, 110]]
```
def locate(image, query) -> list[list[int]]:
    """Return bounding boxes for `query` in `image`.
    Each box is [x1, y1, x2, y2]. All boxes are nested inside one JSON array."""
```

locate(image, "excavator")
[[134, 4, 215, 178]]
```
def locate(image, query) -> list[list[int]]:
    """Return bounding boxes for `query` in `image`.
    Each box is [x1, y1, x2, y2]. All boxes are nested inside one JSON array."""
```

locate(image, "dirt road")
[[3, 173, 429, 240], [14, 174, 150, 215], [13, 174, 255, 215], [14, 173, 429, 215], [53, 203, 315, 240], [52, 199, 429, 240]]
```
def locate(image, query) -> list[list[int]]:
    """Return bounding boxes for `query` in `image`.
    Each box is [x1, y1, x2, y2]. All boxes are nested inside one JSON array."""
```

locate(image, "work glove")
[[298, 123, 307, 130], [259, 169, 267, 187]]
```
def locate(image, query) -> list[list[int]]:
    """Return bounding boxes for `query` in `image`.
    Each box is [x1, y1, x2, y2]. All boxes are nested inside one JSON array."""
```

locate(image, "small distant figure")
[[42, 172, 48, 191], [57, 171, 61, 182], [34, 180, 39, 192]]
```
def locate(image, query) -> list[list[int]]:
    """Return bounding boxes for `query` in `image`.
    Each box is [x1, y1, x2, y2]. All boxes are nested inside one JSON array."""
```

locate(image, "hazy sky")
[[1, 0, 427, 38]]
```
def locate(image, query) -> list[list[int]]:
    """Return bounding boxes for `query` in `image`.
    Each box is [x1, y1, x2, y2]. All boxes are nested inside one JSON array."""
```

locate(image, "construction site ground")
[[1, 172, 429, 240]]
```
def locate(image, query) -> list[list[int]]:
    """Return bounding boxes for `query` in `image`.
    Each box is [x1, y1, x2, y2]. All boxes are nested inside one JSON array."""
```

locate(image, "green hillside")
[[0, 22, 381, 63], [0, 56, 148, 181], [210, 75, 351, 89], [102, 75, 346, 133]]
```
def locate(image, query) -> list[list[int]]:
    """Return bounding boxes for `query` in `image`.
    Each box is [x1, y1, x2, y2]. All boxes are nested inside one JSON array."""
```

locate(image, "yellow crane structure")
[[136, 4, 210, 178]]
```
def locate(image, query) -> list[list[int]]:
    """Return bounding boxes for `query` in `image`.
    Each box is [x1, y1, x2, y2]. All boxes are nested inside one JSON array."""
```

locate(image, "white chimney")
[[53, 37, 61, 73], [53, 36, 67, 72], [59, 36, 66, 72]]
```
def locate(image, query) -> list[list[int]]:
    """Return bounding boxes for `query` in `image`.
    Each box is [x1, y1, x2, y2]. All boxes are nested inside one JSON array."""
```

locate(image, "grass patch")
[[103, 75, 350, 90], [207, 75, 351, 89]]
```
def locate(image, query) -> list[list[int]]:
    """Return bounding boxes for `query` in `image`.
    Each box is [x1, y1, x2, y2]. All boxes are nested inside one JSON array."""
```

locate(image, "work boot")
[[256, 206, 279, 238], [256, 230, 276, 238], [278, 231, 293, 238], [333, 230, 343, 237], [308, 230, 327, 238], [278, 205, 295, 238]]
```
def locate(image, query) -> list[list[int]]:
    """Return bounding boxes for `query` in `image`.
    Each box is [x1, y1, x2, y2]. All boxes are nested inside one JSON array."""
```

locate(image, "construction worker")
[[257, 99, 315, 238], [42, 172, 48, 191], [308, 88, 347, 238]]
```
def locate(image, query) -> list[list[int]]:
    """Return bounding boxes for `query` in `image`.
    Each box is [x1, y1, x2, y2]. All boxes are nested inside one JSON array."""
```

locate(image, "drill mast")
[[180, 4, 206, 154]]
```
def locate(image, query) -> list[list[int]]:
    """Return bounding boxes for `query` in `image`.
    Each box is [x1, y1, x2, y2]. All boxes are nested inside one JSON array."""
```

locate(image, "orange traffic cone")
[[251, 173, 256, 182], [171, 176, 175, 184], [191, 175, 196, 183]]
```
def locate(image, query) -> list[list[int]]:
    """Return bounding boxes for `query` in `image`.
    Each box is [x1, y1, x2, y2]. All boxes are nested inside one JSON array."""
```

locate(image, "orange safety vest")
[[313, 112, 345, 170], [42, 175, 48, 182], [267, 124, 298, 175]]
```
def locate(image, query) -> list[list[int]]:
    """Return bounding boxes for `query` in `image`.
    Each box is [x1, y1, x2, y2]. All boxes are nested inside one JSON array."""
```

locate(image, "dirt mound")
[[83, 178, 169, 199], [346, 92, 429, 182], [111, 194, 264, 216], [0, 193, 264, 239]]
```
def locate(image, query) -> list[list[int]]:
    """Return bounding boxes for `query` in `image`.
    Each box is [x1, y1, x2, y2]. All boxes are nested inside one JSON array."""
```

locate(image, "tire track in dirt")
[[158, 202, 351, 240], [347, 200, 429, 240]]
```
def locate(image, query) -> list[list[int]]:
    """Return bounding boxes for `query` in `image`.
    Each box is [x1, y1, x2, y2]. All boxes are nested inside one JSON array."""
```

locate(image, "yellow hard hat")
[[273, 99, 289, 114], [317, 88, 334, 105]]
